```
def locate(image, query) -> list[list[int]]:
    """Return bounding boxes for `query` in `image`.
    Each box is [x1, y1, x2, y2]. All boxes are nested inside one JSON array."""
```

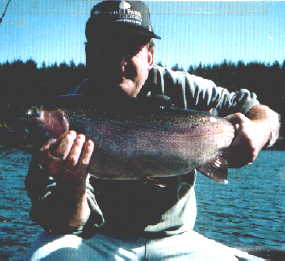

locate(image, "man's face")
[[86, 33, 154, 97]]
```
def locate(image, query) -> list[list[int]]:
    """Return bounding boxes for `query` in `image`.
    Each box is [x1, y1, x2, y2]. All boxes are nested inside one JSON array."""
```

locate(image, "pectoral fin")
[[197, 154, 229, 184]]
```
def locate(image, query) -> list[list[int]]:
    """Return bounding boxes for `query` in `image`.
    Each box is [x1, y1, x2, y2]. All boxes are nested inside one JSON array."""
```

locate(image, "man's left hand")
[[225, 113, 268, 168], [225, 104, 280, 168]]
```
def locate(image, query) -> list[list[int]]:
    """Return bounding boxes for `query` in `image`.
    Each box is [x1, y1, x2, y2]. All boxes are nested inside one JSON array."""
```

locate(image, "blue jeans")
[[24, 231, 264, 261]]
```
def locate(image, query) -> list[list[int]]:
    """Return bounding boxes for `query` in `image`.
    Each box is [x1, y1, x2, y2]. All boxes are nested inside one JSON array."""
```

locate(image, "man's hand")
[[225, 113, 268, 168], [39, 130, 94, 185], [38, 130, 94, 228], [225, 104, 279, 168]]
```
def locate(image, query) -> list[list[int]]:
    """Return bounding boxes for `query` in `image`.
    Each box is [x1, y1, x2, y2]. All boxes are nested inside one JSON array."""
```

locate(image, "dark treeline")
[[1, 59, 284, 134], [0, 60, 86, 98]]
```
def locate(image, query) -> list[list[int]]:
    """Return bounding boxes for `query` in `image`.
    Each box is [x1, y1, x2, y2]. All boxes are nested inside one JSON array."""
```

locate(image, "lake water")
[[0, 149, 285, 260]]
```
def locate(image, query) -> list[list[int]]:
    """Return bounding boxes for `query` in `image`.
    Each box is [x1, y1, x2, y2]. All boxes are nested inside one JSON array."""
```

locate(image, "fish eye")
[[27, 107, 41, 118]]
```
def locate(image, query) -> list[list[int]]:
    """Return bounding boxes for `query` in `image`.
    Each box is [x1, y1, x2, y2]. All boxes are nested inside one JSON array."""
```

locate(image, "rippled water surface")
[[0, 149, 285, 260], [195, 150, 285, 249]]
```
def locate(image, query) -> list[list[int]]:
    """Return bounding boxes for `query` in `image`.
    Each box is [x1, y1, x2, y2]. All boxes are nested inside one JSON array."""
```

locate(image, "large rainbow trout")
[[0, 94, 235, 183]]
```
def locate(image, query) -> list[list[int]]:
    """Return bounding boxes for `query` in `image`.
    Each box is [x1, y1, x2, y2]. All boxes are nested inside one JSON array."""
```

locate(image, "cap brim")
[[118, 23, 161, 39], [102, 22, 161, 39]]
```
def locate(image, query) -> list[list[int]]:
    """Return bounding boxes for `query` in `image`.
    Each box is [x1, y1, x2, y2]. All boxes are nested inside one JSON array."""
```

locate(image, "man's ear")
[[147, 47, 154, 70]]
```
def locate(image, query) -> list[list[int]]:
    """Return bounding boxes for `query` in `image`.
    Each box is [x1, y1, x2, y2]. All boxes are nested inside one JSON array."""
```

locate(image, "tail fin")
[[197, 152, 229, 184]]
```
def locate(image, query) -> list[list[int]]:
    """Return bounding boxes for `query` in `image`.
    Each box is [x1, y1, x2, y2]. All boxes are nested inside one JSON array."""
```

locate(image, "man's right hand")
[[37, 130, 94, 228], [39, 130, 94, 186]]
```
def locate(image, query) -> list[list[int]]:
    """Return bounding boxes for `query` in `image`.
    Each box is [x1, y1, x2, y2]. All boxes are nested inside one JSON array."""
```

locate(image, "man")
[[25, 1, 279, 260]]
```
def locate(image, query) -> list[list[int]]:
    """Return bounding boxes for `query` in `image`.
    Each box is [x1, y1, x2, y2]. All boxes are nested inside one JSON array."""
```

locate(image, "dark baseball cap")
[[85, 1, 161, 41]]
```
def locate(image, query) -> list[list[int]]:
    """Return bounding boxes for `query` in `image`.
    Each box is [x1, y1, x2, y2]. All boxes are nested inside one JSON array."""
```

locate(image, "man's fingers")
[[80, 139, 94, 166], [62, 137, 94, 184], [40, 138, 58, 152], [225, 113, 247, 125], [38, 138, 63, 175], [38, 130, 94, 183], [53, 130, 77, 159], [64, 134, 86, 169], [38, 131, 78, 176], [225, 113, 263, 168], [71, 139, 94, 175], [226, 113, 250, 134], [226, 145, 254, 168]]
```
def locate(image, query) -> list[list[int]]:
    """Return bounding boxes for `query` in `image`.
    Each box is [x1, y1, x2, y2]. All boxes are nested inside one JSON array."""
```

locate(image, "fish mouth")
[[0, 107, 67, 150], [0, 122, 31, 148], [0, 118, 42, 149]]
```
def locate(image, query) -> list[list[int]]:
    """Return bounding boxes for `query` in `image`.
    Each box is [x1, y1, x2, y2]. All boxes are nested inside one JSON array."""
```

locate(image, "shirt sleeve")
[[25, 156, 105, 235], [152, 65, 260, 115]]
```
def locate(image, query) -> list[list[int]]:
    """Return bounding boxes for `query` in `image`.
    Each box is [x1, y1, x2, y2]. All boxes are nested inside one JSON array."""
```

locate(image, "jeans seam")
[[143, 238, 148, 261]]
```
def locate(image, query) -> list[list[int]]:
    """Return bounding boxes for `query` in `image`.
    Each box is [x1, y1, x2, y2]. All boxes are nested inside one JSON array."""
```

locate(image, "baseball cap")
[[85, 1, 161, 41]]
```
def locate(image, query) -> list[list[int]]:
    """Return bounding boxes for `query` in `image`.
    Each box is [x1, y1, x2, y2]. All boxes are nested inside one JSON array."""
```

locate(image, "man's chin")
[[91, 79, 138, 97], [107, 86, 131, 99], [117, 82, 140, 97]]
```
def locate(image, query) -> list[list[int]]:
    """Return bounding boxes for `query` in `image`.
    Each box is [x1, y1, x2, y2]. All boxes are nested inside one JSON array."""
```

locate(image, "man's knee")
[[25, 233, 84, 261], [187, 251, 239, 261]]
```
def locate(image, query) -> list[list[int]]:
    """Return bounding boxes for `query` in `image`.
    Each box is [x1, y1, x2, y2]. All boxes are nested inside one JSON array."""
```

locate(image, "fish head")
[[0, 101, 69, 150], [0, 94, 103, 151]]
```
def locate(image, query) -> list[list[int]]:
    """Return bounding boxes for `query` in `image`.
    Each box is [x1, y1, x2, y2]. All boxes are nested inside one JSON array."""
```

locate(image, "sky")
[[0, 0, 284, 70]]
